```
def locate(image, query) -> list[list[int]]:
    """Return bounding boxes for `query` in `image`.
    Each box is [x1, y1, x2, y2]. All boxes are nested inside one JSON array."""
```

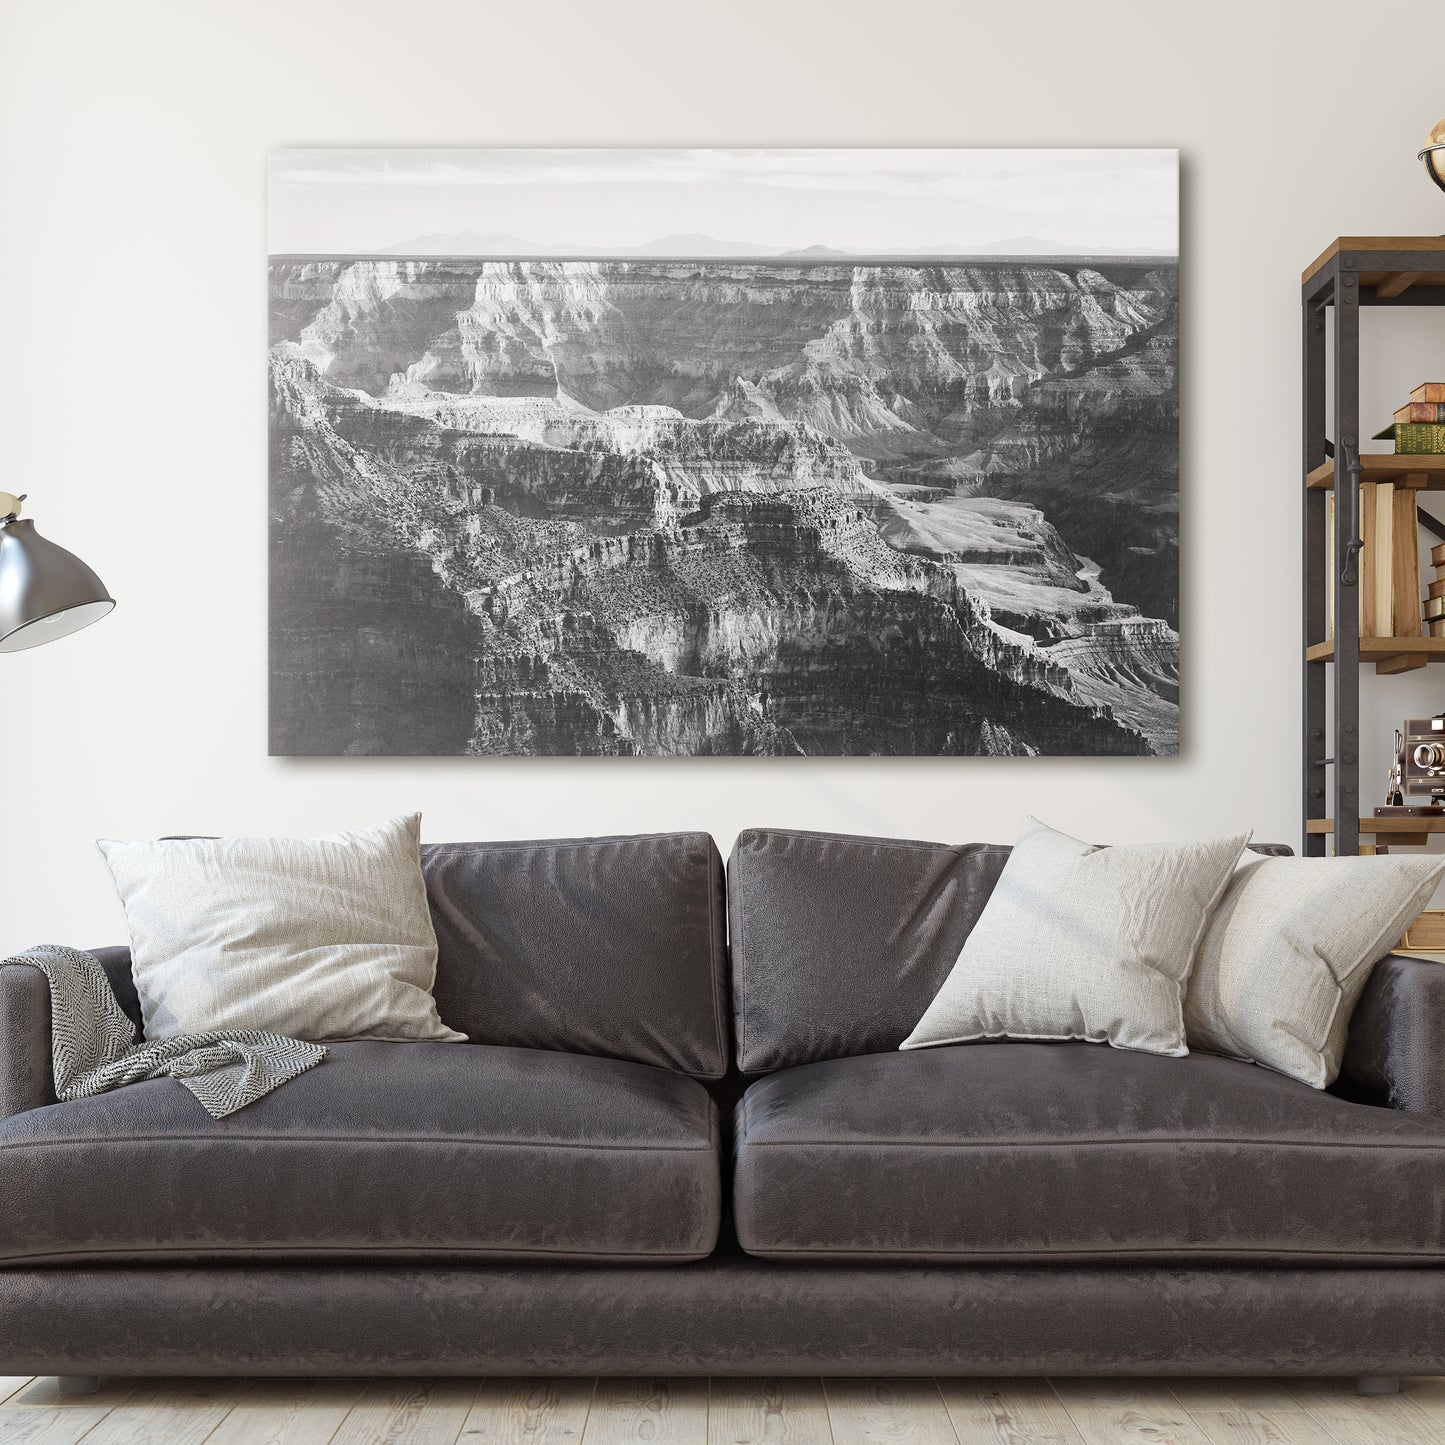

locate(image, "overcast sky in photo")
[[268, 148, 1179, 257]]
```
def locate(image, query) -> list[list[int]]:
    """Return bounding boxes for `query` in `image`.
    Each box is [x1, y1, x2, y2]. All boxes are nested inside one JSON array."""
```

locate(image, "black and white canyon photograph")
[[268, 148, 1179, 756]]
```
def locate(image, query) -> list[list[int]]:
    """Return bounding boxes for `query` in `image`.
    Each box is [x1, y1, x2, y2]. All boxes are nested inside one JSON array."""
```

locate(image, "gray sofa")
[[3, 826, 1445, 1383]]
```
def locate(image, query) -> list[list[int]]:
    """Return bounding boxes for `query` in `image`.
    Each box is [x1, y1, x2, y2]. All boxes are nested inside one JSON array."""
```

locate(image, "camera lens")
[[1415, 742, 1445, 770]]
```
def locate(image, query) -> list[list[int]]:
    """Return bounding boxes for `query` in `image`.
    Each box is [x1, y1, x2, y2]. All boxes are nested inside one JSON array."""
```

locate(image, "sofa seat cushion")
[[0, 1042, 720, 1266], [733, 1042, 1445, 1264]]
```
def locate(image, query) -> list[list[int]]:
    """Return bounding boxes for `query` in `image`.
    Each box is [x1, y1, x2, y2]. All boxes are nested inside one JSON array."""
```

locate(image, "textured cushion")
[[424, 832, 728, 1078], [1186, 853, 1445, 1088], [727, 826, 1292, 1074], [728, 828, 1014, 1072], [733, 1043, 1445, 1263], [98, 815, 461, 1043], [0, 1042, 720, 1265], [901, 818, 1249, 1057]]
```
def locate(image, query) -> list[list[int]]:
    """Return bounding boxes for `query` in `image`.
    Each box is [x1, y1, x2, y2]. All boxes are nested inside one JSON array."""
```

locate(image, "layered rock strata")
[[269, 258, 1178, 756]]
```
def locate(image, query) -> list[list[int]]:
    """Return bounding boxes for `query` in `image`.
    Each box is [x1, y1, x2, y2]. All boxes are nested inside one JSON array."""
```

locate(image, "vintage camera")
[[1389, 717, 1445, 808]]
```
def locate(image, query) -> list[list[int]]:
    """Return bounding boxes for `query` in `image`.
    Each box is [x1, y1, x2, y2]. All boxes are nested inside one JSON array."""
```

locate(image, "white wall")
[[1, 0, 1442, 947]]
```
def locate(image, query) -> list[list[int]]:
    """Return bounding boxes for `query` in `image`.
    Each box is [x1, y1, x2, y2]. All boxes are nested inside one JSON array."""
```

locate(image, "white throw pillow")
[[98, 813, 464, 1044], [900, 817, 1250, 1057], [1185, 853, 1445, 1088]]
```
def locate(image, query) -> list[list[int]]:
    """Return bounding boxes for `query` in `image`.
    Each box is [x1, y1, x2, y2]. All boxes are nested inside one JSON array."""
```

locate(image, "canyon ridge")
[[268, 258, 1178, 756]]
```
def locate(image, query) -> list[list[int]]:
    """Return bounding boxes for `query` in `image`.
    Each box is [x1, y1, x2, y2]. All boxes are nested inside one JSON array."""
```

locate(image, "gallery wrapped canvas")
[[268, 148, 1178, 756]]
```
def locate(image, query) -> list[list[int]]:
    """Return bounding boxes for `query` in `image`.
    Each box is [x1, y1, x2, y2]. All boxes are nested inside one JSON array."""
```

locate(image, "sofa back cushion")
[[424, 831, 728, 1079], [728, 827, 1292, 1074], [730, 828, 1008, 1073]]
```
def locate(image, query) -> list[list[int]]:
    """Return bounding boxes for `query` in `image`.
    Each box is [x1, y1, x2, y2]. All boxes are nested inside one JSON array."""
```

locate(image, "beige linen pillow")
[[901, 817, 1250, 1057], [1185, 853, 1445, 1088], [98, 813, 463, 1043]]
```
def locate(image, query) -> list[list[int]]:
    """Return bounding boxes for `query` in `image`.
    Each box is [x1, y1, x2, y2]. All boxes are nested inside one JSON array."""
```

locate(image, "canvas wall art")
[[268, 148, 1179, 756]]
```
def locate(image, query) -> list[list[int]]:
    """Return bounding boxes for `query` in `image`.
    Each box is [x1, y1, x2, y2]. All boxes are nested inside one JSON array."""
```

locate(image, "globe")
[[1423, 119, 1445, 193]]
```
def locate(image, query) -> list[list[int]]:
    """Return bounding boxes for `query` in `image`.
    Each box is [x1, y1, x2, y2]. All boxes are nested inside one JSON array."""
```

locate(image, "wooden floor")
[[2, 1375, 1444, 1444]]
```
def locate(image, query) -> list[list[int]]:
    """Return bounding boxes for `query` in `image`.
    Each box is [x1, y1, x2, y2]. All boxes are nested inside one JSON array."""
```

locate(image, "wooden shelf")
[[1308, 816, 1445, 839], [1301, 238, 1445, 856], [1307, 454, 1445, 489], [1302, 236, 1445, 290], [1307, 636, 1445, 673]]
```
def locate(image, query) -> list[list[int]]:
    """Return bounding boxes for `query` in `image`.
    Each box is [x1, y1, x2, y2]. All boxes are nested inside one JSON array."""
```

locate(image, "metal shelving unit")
[[1302, 237, 1445, 855]]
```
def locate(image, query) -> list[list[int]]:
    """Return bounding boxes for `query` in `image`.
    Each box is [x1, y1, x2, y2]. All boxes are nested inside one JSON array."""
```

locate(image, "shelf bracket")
[[1340, 438, 1365, 586]]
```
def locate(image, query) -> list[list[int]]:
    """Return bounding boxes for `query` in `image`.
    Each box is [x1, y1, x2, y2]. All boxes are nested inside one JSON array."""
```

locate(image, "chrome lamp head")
[[0, 492, 115, 653]]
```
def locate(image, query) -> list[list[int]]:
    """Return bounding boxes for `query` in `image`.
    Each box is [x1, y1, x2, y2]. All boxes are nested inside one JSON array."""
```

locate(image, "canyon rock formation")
[[269, 259, 1178, 756]]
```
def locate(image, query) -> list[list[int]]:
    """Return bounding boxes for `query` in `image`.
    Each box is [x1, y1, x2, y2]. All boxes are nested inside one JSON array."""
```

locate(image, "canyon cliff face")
[[269, 258, 1178, 756]]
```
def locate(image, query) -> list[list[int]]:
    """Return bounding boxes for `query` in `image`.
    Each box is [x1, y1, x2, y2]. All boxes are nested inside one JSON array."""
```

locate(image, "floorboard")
[[77, 1377, 252, 1445], [937, 1379, 1083, 1444], [1048, 1379, 1212, 1445], [581, 1379, 710, 1445], [459, 1379, 596, 1445], [0, 1406, 114, 1445], [329, 1378, 480, 1445], [202, 1378, 365, 1444], [823, 1378, 959, 1445], [6, 1374, 1445, 1444], [708, 1379, 832, 1445], [1162, 1382, 1306, 1415], [1280, 1377, 1445, 1444], [1182, 1409, 1340, 1445], [2, 1378, 137, 1412]]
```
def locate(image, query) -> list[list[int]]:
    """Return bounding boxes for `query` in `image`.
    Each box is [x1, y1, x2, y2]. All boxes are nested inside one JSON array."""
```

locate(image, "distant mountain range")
[[370, 228, 1175, 260]]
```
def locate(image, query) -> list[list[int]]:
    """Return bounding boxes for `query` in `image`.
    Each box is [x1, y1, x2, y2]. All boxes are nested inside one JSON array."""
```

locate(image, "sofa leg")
[[56, 1376, 100, 1395], [1356, 1376, 1400, 1395]]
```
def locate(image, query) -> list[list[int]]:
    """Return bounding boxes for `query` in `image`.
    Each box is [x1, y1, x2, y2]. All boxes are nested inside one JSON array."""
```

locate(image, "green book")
[[1372, 422, 1445, 454]]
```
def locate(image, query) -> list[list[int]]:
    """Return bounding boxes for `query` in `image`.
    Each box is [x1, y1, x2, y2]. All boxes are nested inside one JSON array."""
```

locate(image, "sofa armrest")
[[1339, 954, 1445, 1114], [0, 945, 138, 1122], [0, 961, 56, 1119]]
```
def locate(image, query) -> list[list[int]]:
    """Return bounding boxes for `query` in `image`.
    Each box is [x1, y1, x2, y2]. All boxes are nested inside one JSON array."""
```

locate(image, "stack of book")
[[1374, 382, 1445, 454], [1427, 542, 1445, 636], [1327, 476, 1422, 638]]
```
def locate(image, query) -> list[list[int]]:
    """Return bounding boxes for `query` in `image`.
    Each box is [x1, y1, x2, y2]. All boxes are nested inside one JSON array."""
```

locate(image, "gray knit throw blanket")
[[2, 944, 327, 1118]]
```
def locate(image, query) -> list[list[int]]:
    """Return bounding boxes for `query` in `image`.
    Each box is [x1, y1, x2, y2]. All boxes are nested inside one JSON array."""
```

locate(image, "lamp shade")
[[0, 518, 115, 653]]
